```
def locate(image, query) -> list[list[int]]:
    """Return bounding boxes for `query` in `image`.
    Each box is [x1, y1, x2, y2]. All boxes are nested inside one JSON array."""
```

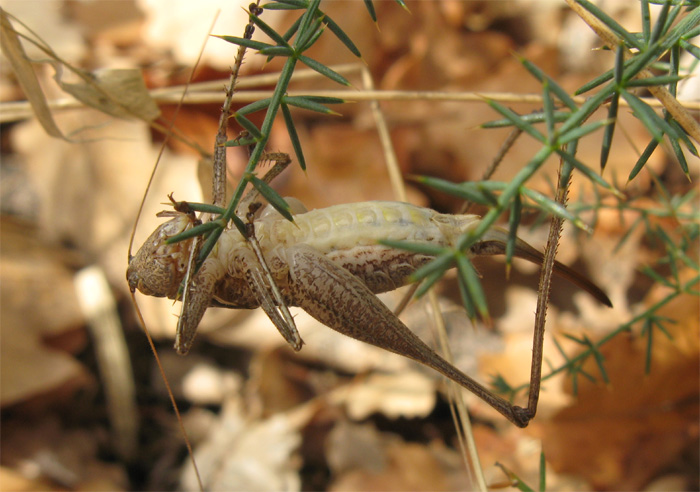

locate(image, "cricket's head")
[[127, 212, 196, 298]]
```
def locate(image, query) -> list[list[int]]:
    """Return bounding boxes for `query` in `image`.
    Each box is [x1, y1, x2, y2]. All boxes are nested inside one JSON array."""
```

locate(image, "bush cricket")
[[127, 153, 612, 428], [127, 3, 611, 435]]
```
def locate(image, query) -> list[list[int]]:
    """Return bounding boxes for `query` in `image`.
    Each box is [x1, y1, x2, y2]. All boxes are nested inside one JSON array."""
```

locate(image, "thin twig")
[[5, 89, 698, 123]]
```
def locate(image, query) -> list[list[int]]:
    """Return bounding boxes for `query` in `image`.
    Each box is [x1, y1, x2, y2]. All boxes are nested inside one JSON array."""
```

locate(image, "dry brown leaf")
[[542, 284, 700, 490], [250, 348, 318, 416], [328, 421, 469, 491]]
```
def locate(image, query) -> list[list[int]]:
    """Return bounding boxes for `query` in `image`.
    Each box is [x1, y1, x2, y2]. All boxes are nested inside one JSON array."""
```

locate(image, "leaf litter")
[[0, 1, 697, 490]]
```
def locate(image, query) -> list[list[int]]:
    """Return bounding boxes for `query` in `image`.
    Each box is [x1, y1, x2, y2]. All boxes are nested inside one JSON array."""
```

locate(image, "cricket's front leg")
[[175, 256, 226, 355], [285, 244, 532, 427], [235, 245, 304, 351]]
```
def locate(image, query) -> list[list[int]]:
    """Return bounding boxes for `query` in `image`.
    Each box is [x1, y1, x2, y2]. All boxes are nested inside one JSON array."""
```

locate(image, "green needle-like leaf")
[[263, 3, 305, 11], [412, 175, 503, 205], [575, 0, 643, 49], [486, 100, 546, 143], [641, 0, 651, 43], [237, 98, 272, 116], [247, 173, 293, 222], [622, 92, 679, 142], [296, 0, 321, 43], [410, 252, 455, 285], [282, 95, 342, 115], [481, 111, 570, 129], [322, 13, 362, 57], [295, 4, 323, 50], [668, 132, 690, 179], [557, 119, 612, 146], [197, 227, 224, 263], [680, 39, 700, 60], [628, 138, 658, 182], [640, 265, 673, 287], [669, 43, 680, 98], [177, 202, 226, 215], [167, 220, 222, 244], [281, 103, 306, 171], [521, 188, 588, 231], [576, 69, 615, 95], [394, 0, 409, 11], [234, 114, 263, 140], [456, 252, 489, 322], [378, 239, 446, 257], [556, 148, 621, 197], [362, 0, 377, 22], [538, 450, 547, 492], [626, 74, 685, 87], [298, 19, 326, 52], [413, 269, 446, 299], [520, 57, 577, 109], [456, 273, 477, 321], [249, 10, 291, 47], [600, 97, 618, 172], [214, 35, 273, 51], [265, 0, 307, 7], [259, 45, 295, 57], [649, 0, 671, 46], [601, 44, 622, 173], [669, 119, 698, 157], [506, 194, 521, 278], [542, 80, 556, 143], [298, 54, 351, 85], [613, 42, 625, 85]]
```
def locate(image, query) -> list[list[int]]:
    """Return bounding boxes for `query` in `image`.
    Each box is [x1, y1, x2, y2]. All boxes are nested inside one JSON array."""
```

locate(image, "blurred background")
[[1, 0, 698, 490]]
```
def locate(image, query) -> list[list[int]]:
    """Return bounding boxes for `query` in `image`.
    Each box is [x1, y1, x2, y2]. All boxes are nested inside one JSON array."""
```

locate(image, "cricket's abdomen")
[[259, 201, 472, 251], [256, 201, 479, 294]]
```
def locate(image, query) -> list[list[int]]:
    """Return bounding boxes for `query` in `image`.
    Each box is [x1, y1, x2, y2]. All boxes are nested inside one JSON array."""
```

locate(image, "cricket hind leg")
[[285, 244, 533, 427]]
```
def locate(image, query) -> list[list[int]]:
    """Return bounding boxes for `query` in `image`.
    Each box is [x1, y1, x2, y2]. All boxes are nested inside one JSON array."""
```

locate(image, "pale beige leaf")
[[0, 9, 64, 138], [181, 400, 308, 491]]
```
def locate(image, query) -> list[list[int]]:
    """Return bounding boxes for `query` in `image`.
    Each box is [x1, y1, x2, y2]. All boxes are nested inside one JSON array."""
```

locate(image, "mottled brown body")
[[128, 201, 478, 308]]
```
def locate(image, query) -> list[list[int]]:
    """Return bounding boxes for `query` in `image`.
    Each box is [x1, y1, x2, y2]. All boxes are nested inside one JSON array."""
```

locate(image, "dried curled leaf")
[[55, 67, 160, 121]]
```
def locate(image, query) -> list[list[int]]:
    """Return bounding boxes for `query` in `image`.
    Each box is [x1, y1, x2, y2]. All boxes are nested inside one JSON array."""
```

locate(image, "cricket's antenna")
[[128, 10, 222, 492], [130, 292, 204, 491], [126, 8, 219, 261]]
